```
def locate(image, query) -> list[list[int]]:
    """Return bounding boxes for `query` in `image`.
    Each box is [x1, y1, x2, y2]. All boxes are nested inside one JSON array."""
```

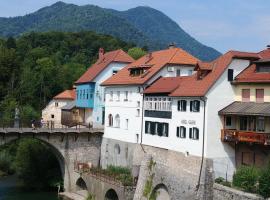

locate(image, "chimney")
[[99, 48, 105, 59], [168, 42, 176, 49]]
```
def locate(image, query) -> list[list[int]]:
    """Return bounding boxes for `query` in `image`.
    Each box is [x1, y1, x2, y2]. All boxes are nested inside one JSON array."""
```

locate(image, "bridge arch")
[[105, 188, 119, 200], [151, 183, 170, 200], [76, 177, 87, 190]]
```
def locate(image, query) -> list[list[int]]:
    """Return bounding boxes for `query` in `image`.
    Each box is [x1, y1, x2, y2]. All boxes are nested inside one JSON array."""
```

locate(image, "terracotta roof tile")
[[54, 89, 76, 100], [75, 49, 134, 84], [144, 50, 262, 97], [234, 48, 270, 83], [101, 48, 200, 86]]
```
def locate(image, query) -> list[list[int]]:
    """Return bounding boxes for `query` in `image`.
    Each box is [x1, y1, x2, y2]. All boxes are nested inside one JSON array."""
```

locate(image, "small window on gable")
[[112, 70, 118, 75], [190, 100, 200, 112], [176, 69, 181, 77], [55, 102, 58, 107], [226, 116, 232, 126]]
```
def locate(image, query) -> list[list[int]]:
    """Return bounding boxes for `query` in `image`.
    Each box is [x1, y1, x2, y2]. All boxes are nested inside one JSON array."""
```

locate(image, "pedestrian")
[[31, 119, 36, 130], [40, 118, 45, 128]]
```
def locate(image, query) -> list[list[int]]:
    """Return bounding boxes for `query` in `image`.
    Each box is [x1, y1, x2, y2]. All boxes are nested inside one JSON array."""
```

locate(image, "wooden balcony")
[[221, 129, 270, 145]]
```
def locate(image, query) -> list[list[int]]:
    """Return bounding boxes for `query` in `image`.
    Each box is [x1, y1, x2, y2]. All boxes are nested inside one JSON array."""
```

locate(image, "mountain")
[[0, 1, 221, 61]]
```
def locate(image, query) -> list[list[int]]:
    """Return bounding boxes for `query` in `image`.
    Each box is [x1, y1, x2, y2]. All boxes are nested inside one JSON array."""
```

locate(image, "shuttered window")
[[189, 127, 199, 140], [190, 100, 200, 112], [178, 100, 187, 111], [177, 126, 186, 138]]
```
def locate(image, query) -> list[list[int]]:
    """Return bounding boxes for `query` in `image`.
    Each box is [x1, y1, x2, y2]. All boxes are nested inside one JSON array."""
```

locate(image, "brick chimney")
[[99, 48, 105, 59]]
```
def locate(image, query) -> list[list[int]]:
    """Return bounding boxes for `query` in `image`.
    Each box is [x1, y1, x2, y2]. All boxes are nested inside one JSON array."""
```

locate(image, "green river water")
[[0, 175, 61, 200]]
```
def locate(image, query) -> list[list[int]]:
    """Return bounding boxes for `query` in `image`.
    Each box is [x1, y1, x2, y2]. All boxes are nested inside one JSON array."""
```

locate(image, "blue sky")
[[0, 0, 269, 53]]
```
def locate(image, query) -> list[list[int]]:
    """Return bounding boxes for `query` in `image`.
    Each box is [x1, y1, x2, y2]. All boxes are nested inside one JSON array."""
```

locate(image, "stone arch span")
[[105, 188, 119, 200], [151, 183, 170, 200], [0, 130, 103, 192]]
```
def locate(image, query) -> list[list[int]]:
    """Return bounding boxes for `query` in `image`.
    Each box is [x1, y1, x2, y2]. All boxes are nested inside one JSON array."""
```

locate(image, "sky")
[[0, 0, 269, 53]]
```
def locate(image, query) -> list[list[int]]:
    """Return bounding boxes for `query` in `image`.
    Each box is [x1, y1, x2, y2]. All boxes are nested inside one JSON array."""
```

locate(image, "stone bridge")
[[0, 127, 104, 192]]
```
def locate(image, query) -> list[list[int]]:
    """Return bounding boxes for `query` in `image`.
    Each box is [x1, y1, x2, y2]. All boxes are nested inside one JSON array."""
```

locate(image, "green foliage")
[[0, 31, 134, 122], [215, 177, 231, 187], [90, 165, 133, 186], [258, 164, 270, 198], [143, 174, 154, 198], [0, 2, 220, 61], [232, 166, 259, 193], [128, 47, 147, 60], [14, 138, 62, 189], [0, 151, 14, 175], [86, 193, 95, 200]]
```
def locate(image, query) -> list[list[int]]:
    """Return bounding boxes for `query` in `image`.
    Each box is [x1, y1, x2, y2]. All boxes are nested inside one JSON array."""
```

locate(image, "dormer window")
[[130, 68, 145, 76]]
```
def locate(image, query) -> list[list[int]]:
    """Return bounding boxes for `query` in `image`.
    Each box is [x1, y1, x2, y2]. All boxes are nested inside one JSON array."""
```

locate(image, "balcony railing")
[[144, 101, 172, 111], [221, 129, 270, 145]]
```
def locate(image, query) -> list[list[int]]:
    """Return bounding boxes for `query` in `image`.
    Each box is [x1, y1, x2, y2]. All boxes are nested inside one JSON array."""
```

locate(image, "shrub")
[[215, 177, 225, 184], [258, 167, 270, 198], [232, 166, 259, 193], [106, 165, 131, 176], [0, 151, 14, 175]]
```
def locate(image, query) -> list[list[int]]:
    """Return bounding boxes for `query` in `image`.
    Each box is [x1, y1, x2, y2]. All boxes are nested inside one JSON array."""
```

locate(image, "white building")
[[142, 50, 263, 180], [101, 47, 199, 145], [42, 89, 75, 128]]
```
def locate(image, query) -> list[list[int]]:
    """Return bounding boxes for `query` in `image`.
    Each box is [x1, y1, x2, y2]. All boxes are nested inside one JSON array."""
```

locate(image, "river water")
[[0, 175, 61, 200]]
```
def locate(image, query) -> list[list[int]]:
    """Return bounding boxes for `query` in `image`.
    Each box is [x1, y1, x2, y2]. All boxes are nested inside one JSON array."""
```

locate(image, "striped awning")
[[219, 101, 270, 116]]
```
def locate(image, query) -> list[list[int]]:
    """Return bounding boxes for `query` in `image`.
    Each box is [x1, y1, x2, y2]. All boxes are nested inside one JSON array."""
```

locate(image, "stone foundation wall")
[[213, 183, 264, 200]]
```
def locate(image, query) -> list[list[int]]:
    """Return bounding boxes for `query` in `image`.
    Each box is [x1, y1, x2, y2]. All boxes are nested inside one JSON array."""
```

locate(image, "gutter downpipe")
[[196, 96, 207, 191], [140, 86, 146, 153]]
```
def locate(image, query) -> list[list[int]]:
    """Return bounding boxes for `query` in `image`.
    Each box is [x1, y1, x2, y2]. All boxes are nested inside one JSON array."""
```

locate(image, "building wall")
[[42, 99, 72, 127], [234, 84, 270, 102], [205, 58, 251, 180], [142, 98, 205, 157], [76, 83, 95, 108], [92, 62, 129, 128], [103, 85, 143, 144]]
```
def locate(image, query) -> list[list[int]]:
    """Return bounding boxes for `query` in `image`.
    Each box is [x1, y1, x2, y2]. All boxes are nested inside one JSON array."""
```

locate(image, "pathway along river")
[[0, 175, 61, 200]]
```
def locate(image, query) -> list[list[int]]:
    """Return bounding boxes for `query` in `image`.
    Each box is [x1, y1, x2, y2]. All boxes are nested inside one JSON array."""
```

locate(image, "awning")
[[61, 101, 76, 111], [219, 101, 270, 116]]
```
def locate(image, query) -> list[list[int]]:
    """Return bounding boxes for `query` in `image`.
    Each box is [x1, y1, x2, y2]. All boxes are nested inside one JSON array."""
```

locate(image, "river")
[[0, 175, 61, 200]]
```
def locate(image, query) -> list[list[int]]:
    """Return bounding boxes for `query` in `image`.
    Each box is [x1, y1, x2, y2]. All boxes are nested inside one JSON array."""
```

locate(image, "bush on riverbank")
[[0, 151, 14, 176]]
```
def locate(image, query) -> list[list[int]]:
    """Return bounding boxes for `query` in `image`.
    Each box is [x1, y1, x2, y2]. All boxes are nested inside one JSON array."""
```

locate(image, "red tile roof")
[[54, 89, 76, 100], [144, 50, 261, 97], [101, 48, 200, 86], [234, 49, 270, 83], [75, 49, 134, 84]]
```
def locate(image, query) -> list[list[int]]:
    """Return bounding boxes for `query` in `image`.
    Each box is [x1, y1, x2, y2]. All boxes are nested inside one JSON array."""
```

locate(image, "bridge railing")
[[0, 119, 92, 131]]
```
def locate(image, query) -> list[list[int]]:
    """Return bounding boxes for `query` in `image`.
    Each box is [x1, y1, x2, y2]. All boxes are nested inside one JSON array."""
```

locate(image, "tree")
[[128, 47, 147, 60]]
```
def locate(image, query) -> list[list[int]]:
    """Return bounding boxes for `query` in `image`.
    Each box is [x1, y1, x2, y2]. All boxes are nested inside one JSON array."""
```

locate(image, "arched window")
[[115, 114, 120, 128], [108, 114, 113, 127]]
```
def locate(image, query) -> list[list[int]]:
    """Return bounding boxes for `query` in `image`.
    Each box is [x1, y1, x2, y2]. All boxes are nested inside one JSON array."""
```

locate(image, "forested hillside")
[[0, 1, 220, 61], [0, 31, 134, 122]]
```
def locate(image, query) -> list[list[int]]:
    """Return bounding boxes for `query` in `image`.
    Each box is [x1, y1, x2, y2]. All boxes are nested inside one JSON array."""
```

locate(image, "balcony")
[[144, 99, 172, 119], [221, 129, 270, 145]]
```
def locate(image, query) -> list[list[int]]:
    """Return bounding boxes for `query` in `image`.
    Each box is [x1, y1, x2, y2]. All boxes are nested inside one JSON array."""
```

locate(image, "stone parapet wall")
[[213, 183, 265, 200]]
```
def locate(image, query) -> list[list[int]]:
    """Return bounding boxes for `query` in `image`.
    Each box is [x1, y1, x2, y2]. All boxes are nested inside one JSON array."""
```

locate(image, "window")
[[190, 100, 200, 112], [115, 114, 120, 128], [176, 69, 181, 76], [257, 117, 265, 132], [178, 100, 187, 111], [125, 119, 129, 130], [189, 127, 199, 140], [256, 89, 264, 103], [225, 116, 232, 126], [145, 121, 151, 134], [136, 109, 140, 117], [187, 70, 193, 76], [112, 70, 118, 75], [145, 122, 168, 137], [110, 91, 113, 101], [55, 102, 59, 107], [242, 89, 250, 102], [240, 116, 247, 131], [108, 114, 113, 127], [83, 89, 85, 99], [124, 91, 128, 101], [117, 91, 120, 101], [51, 114, 54, 119], [177, 126, 186, 138], [137, 101, 140, 107], [90, 93, 93, 99]]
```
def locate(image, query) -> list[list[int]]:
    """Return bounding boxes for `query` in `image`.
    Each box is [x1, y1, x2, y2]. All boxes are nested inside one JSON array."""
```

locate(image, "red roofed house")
[[73, 48, 134, 128], [100, 46, 199, 167], [42, 89, 76, 128], [142, 47, 270, 183]]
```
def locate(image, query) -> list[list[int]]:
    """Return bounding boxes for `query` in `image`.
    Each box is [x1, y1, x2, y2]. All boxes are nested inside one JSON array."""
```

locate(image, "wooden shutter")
[[190, 101, 193, 112], [177, 101, 180, 111], [158, 123, 163, 136], [189, 128, 192, 138], [165, 123, 169, 137], [183, 100, 187, 111], [150, 122, 155, 135], [176, 127, 180, 137]]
